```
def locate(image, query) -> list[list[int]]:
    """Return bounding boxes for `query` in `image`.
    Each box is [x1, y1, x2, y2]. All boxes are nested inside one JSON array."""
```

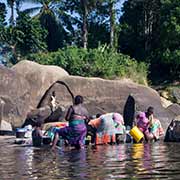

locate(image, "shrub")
[[27, 46, 148, 84]]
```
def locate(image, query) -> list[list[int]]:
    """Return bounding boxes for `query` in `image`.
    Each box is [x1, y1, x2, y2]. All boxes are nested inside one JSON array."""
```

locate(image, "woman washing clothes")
[[136, 112, 151, 141], [88, 112, 125, 145], [136, 107, 164, 142], [145, 106, 164, 141], [51, 95, 89, 150]]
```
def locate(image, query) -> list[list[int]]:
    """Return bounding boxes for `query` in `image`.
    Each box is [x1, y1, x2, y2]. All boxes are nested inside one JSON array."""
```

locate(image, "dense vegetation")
[[0, 0, 179, 84], [28, 46, 147, 84]]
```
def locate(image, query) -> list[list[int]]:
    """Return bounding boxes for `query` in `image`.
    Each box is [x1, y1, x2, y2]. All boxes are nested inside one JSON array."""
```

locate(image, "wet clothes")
[[56, 104, 89, 148]]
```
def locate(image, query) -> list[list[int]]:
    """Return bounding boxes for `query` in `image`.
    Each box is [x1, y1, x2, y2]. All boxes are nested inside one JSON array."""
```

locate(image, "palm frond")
[[21, 7, 41, 15], [18, 0, 41, 4]]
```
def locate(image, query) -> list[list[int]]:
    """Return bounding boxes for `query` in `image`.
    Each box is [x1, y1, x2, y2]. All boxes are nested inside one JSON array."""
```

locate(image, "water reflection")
[[130, 143, 153, 178], [1, 140, 180, 180]]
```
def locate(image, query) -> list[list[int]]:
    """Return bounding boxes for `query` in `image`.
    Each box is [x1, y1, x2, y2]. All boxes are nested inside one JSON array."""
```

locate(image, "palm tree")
[[7, 0, 16, 25], [21, 0, 58, 17], [7, 0, 24, 25], [20, 0, 66, 51], [64, 0, 103, 48]]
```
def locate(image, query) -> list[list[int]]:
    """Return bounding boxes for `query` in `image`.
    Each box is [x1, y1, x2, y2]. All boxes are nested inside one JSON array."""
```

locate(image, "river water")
[[1, 137, 180, 180]]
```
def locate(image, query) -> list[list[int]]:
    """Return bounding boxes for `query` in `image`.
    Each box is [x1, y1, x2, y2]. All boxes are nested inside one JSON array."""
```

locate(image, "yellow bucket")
[[129, 126, 144, 143]]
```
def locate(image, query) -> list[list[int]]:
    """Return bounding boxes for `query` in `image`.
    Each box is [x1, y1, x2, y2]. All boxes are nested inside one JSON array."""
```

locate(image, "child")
[[32, 121, 43, 147]]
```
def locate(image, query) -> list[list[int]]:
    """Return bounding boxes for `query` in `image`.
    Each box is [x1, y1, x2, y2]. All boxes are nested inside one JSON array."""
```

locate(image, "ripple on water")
[[1, 140, 180, 180]]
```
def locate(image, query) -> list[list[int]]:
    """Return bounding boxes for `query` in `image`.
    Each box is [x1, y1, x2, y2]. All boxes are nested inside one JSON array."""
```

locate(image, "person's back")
[[65, 95, 89, 122], [52, 95, 89, 150], [32, 122, 43, 147], [71, 104, 89, 120]]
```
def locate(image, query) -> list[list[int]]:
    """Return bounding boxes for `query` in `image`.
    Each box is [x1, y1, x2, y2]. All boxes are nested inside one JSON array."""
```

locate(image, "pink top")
[[136, 112, 149, 132]]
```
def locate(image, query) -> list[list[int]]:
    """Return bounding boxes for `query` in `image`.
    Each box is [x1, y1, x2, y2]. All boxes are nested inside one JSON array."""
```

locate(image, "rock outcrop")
[[12, 60, 69, 108], [167, 103, 180, 116], [38, 76, 174, 130], [0, 65, 32, 127], [0, 60, 176, 131]]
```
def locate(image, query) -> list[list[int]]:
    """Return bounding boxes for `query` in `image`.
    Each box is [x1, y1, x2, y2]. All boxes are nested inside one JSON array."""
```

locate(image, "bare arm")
[[65, 106, 73, 121], [38, 129, 43, 137]]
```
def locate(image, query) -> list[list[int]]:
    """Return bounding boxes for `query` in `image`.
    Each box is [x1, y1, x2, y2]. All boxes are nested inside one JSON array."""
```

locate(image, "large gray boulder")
[[172, 88, 180, 104], [12, 60, 69, 108], [0, 65, 32, 127], [167, 103, 180, 116], [0, 60, 175, 131], [38, 76, 174, 130]]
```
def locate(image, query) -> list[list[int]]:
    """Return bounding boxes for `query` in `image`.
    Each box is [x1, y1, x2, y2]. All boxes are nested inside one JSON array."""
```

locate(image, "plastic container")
[[85, 135, 91, 145], [16, 128, 27, 138], [129, 126, 144, 143]]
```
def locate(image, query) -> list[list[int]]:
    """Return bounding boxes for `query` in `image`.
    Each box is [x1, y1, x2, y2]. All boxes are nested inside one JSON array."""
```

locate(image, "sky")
[[1, 0, 41, 21], [1, 0, 126, 22]]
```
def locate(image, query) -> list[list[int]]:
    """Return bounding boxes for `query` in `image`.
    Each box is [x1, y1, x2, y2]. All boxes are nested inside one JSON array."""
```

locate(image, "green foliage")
[[15, 12, 47, 55], [119, 0, 160, 61], [2, 0, 179, 84], [161, 49, 180, 78], [0, 12, 47, 65], [27, 46, 148, 84], [0, 3, 6, 28], [88, 21, 110, 48], [119, 0, 180, 83], [21, 0, 68, 51], [39, 12, 66, 51], [158, 0, 180, 80]]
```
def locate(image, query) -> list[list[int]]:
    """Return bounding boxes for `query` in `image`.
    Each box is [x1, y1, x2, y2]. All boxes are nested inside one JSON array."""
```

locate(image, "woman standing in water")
[[52, 95, 89, 149]]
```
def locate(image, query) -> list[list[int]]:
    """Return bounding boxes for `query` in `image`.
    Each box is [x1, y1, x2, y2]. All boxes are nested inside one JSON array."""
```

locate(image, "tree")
[[0, 3, 6, 30], [7, 0, 17, 25], [21, 0, 67, 51], [154, 0, 180, 81], [118, 0, 179, 82], [15, 12, 47, 56], [88, 20, 109, 48], [95, 0, 123, 49], [62, 0, 105, 48], [118, 0, 161, 61], [109, 0, 116, 48], [0, 12, 47, 64], [0, 3, 8, 65]]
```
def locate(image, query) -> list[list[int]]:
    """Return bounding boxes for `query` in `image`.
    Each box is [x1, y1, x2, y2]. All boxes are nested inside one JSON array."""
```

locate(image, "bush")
[[27, 46, 148, 84]]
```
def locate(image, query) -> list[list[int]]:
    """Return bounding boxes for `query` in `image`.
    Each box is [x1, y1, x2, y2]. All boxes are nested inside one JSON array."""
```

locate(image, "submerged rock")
[[164, 115, 180, 142]]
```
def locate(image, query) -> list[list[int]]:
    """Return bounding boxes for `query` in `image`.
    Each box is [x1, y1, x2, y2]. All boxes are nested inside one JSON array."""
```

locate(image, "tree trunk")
[[81, 0, 88, 49], [110, 0, 115, 48], [10, 0, 15, 26]]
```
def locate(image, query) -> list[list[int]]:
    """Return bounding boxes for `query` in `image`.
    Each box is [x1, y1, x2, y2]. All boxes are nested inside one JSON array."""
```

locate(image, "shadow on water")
[[1, 140, 180, 180]]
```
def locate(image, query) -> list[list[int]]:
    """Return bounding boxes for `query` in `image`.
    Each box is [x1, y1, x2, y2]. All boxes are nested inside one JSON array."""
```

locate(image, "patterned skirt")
[[56, 119, 87, 147]]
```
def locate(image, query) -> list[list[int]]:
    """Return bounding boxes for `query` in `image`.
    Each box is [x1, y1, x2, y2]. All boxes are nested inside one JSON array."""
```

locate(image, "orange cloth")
[[96, 134, 116, 145], [88, 118, 101, 129]]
